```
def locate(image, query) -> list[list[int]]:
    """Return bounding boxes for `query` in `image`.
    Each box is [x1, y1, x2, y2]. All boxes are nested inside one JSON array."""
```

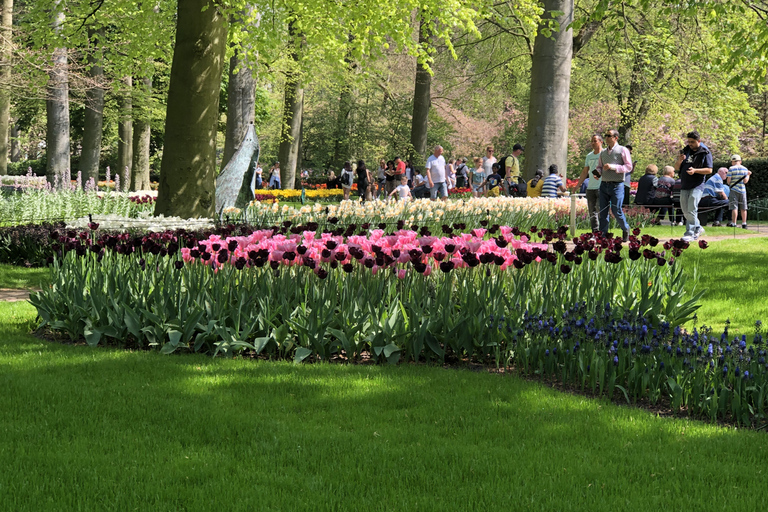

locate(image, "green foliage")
[[6, 159, 46, 177]]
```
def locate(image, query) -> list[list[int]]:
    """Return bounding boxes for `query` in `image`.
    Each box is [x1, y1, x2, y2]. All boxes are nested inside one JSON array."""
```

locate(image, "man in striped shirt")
[[541, 164, 566, 198], [727, 155, 752, 228]]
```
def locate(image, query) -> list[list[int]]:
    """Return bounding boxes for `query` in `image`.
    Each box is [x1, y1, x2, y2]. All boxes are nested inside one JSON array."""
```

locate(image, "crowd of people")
[[576, 130, 752, 242], [251, 128, 753, 242]]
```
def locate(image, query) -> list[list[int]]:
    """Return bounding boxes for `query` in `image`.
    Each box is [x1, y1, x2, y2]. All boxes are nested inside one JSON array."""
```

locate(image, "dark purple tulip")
[[329, 260, 338, 269], [228, 240, 238, 251], [439, 261, 454, 273], [326, 240, 338, 250], [433, 252, 446, 262], [270, 260, 280, 270], [316, 268, 329, 279], [297, 245, 307, 255], [175, 260, 184, 270], [284, 251, 296, 261], [217, 252, 229, 264], [364, 258, 375, 269], [560, 264, 571, 274], [211, 243, 221, 252], [190, 249, 200, 258], [321, 249, 332, 259], [342, 263, 354, 273], [201, 252, 211, 261]]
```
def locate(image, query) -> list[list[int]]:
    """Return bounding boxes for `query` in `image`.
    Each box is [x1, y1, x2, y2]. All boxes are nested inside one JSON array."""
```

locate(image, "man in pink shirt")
[[596, 128, 632, 241]]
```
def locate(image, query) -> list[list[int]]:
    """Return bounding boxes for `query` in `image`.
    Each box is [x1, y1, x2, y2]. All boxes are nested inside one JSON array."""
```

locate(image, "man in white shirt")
[[425, 145, 448, 201]]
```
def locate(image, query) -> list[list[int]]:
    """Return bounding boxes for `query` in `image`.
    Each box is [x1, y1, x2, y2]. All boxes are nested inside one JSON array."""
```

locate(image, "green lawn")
[[0, 263, 49, 289], [1, 300, 768, 510], [678, 238, 768, 333]]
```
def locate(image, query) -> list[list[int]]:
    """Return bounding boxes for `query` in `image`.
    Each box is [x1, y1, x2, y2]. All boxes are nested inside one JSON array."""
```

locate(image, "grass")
[[1, 300, 768, 510], [0, 263, 49, 289], [678, 238, 768, 333]]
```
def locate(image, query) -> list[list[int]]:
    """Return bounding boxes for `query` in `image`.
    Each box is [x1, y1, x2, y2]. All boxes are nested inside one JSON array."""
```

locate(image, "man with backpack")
[[499, 143, 524, 180], [455, 158, 469, 188]]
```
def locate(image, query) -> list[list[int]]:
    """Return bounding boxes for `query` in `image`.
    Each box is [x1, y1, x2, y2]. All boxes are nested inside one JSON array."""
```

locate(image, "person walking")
[[674, 130, 712, 241], [576, 134, 604, 232], [425, 145, 448, 201], [356, 160, 372, 202], [340, 161, 355, 200], [596, 129, 632, 241], [455, 158, 468, 188], [268, 161, 281, 189]]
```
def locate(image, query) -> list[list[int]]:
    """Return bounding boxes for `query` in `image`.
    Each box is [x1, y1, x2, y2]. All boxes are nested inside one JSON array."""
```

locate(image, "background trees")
[[3, 0, 768, 215]]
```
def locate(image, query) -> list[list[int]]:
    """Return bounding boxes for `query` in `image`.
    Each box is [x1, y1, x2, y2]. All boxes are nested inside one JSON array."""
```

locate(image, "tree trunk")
[[10, 122, 20, 162], [327, 86, 352, 171], [131, 75, 152, 191], [409, 17, 430, 164], [0, 0, 12, 175], [155, 0, 227, 218], [117, 76, 133, 188], [296, 113, 304, 186], [523, 0, 573, 180], [221, 49, 255, 170], [45, 0, 70, 185], [277, 25, 303, 191], [80, 28, 105, 185]]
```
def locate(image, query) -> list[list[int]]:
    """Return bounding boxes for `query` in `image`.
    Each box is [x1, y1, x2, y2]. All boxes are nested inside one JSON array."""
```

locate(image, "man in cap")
[[726, 154, 752, 228]]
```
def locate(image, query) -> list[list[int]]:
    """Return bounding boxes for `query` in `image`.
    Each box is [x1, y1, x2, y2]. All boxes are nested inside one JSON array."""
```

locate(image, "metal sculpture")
[[215, 123, 260, 216]]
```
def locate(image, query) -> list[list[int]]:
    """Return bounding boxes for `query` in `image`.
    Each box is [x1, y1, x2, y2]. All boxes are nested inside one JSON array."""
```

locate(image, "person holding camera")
[[595, 129, 632, 241], [576, 134, 604, 232], [674, 130, 712, 241]]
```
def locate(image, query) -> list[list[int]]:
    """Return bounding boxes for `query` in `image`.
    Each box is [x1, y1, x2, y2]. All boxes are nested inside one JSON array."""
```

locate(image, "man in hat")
[[726, 154, 752, 229]]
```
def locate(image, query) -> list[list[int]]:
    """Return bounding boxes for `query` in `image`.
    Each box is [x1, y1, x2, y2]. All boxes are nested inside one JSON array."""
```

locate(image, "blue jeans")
[[430, 181, 448, 199], [680, 185, 705, 236], [598, 181, 630, 234]]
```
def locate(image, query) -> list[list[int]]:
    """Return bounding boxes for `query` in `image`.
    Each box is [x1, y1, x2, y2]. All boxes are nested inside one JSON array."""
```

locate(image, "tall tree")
[[222, 48, 256, 170], [79, 28, 105, 185], [45, 0, 69, 184], [116, 76, 133, 188], [131, 74, 152, 191], [0, 0, 12, 174], [409, 16, 431, 163], [276, 21, 303, 190], [154, 0, 227, 217], [523, 0, 573, 179]]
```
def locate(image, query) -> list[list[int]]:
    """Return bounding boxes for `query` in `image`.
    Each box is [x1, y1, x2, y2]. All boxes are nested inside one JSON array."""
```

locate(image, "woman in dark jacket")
[[634, 164, 658, 205], [356, 160, 372, 202]]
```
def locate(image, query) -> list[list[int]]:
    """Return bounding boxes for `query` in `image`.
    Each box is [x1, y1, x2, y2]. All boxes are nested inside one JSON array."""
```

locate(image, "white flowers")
[[67, 214, 214, 232]]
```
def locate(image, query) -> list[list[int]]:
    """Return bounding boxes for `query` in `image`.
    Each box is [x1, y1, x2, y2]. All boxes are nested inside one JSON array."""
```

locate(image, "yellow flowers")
[[254, 189, 345, 200]]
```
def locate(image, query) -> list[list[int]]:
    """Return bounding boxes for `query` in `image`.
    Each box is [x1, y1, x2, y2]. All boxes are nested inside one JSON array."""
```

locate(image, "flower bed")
[[33, 226, 699, 358], [243, 196, 591, 231]]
